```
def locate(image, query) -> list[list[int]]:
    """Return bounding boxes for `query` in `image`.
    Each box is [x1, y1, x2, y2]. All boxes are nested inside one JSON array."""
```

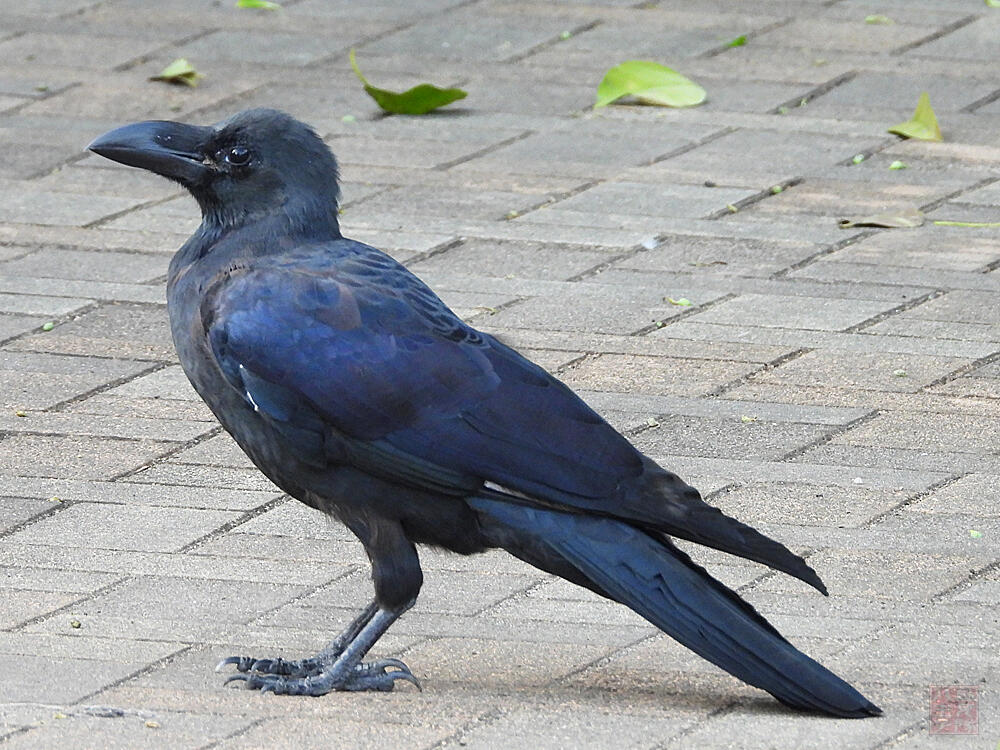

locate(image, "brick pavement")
[[1, 0, 998, 747]]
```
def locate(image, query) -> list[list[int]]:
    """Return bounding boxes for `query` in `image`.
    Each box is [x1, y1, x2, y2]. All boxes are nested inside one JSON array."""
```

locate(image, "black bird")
[[89, 109, 880, 717]]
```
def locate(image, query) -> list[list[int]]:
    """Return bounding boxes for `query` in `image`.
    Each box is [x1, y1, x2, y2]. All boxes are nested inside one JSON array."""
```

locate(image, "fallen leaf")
[[559, 30, 572, 40], [594, 60, 706, 108], [865, 14, 893, 24], [987, 0, 1000, 7], [740, 415, 757, 423], [41, 321, 55, 331], [889, 160, 908, 170], [727, 35, 747, 47], [236, 0, 281, 8], [350, 49, 466, 115], [888, 92, 942, 141], [69, 619, 81, 629], [666, 297, 692, 307], [770, 185, 783, 194], [852, 153, 865, 164], [149, 58, 204, 87], [893, 369, 907, 377], [933, 220, 1000, 228], [839, 207, 925, 228], [969, 529, 983, 538], [14, 410, 26, 417]]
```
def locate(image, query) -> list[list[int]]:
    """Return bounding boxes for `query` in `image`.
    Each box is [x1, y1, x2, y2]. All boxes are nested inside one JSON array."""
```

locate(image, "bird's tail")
[[469, 496, 881, 719]]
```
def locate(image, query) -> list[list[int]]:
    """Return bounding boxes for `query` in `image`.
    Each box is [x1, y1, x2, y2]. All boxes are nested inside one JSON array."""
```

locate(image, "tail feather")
[[632, 461, 828, 595], [470, 496, 881, 719]]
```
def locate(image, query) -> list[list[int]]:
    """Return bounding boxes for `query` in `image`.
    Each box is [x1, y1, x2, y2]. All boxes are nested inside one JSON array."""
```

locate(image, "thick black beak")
[[88, 120, 214, 185]]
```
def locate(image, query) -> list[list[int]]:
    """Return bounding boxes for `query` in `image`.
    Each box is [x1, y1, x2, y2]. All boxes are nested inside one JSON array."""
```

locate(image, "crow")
[[89, 109, 880, 717]]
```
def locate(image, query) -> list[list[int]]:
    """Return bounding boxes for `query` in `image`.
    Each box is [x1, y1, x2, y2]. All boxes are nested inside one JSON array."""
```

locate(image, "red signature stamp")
[[929, 686, 978, 735]]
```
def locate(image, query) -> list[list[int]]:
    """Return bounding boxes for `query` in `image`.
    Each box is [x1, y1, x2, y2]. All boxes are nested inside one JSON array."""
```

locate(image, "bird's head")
[[88, 108, 340, 234]]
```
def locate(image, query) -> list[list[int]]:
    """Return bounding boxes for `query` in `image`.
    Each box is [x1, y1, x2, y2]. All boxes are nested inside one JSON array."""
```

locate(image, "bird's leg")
[[219, 599, 418, 695], [217, 600, 379, 678]]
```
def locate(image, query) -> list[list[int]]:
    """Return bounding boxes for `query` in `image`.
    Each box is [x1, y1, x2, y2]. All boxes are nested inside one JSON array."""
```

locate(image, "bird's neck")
[[167, 205, 342, 288]]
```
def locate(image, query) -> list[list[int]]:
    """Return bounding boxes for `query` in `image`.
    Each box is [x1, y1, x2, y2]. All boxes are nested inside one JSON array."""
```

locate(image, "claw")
[[367, 657, 409, 672], [216, 655, 253, 672], [223, 673, 252, 687], [389, 669, 422, 691]]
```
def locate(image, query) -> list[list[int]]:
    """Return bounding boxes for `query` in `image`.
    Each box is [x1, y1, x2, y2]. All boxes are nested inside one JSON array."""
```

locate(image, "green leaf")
[[888, 92, 942, 141], [986, 0, 1000, 7], [969, 529, 983, 538], [594, 60, 706, 109], [865, 14, 892, 24], [41, 321, 55, 331], [740, 415, 757, 423], [933, 220, 1000, 228], [852, 153, 865, 164], [838, 207, 925, 228], [149, 58, 204, 87], [236, 0, 281, 8], [727, 35, 747, 47], [889, 160, 908, 170], [666, 297, 692, 307], [350, 49, 466, 115]]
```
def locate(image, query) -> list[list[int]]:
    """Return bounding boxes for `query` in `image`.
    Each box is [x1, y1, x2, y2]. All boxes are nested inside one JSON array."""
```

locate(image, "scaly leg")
[[217, 600, 418, 695]]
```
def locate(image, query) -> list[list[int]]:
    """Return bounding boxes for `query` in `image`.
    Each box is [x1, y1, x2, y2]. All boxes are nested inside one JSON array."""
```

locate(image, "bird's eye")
[[225, 146, 251, 166]]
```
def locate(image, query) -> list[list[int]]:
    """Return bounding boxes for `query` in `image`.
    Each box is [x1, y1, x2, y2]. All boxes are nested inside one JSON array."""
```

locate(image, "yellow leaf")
[[888, 92, 942, 141]]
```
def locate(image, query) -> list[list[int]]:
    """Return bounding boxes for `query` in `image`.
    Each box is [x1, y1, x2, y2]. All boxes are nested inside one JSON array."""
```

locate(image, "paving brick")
[[410, 239, 610, 281], [0, 475, 281, 512], [448, 704, 693, 750], [907, 474, 1000, 516], [634, 416, 831, 462], [0, 496, 55, 533], [484, 285, 714, 335], [712, 481, 906, 528], [5, 502, 238, 552], [1, 712, 252, 750], [453, 119, 718, 180], [834, 410, 1000, 454], [0, 589, 79, 629], [752, 350, 968, 393], [127, 462, 281, 493], [0, 434, 170, 479], [6, 303, 173, 360], [686, 292, 894, 332], [0, 248, 167, 283], [907, 14, 1000, 61], [756, 548, 978, 601], [359, 5, 584, 63], [561, 354, 759, 397], [642, 128, 882, 188], [0, 655, 145, 705]]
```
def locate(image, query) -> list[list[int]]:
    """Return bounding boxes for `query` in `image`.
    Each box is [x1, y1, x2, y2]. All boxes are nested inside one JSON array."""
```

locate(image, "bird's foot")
[[220, 657, 419, 696], [216, 654, 326, 678]]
